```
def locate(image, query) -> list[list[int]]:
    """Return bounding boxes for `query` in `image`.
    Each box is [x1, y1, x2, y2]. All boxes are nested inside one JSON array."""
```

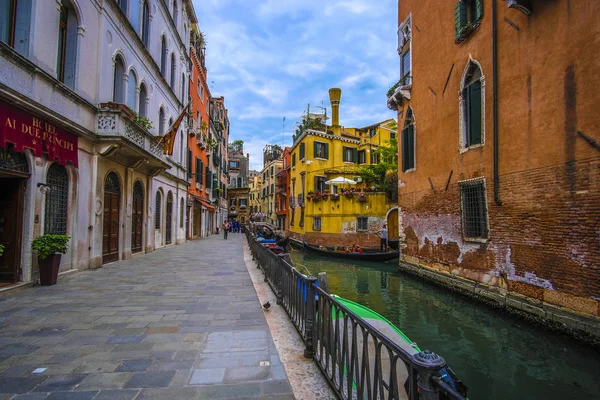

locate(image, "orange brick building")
[[276, 147, 291, 231], [186, 27, 213, 239], [392, 0, 600, 339]]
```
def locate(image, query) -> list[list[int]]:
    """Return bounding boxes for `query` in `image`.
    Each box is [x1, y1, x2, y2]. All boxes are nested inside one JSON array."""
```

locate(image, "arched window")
[[159, 107, 165, 135], [180, 198, 184, 228], [141, 0, 150, 47], [181, 72, 186, 101], [0, 0, 31, 56], [130, 0, 140, 32], [117, 0, 127, 14], [170, 53, 176, 88], [57, 0, 77, 89], [160, 36, 167, 76], [155, 191, 161, 229], [173, 0, 179, 27], [113, 56, 125, 103], [401, 107, 415, 172], [127, 70, 137, 110], [461, 61, 484, 149], [139, 83, 147, 117], [45, 164, 69, 234]]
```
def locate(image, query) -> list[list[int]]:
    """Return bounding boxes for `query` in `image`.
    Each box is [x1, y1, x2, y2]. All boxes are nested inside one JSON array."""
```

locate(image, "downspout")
[[492, 0, 502, 205]]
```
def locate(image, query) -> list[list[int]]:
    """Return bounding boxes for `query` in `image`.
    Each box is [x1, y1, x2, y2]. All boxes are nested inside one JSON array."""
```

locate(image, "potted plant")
[[31, 234, 70, 286], [358, 193, 367, 202], [0, 244, 4, 257], [330, 193, 340, 201]]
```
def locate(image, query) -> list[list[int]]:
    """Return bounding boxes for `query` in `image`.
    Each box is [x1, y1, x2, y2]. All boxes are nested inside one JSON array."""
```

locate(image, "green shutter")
[[401, 128, 408, 172], [313, 142, 318, 158], [475, 0, 483, 21], [454, 1, 467, 41], [299, 143, 305, 160], [324, 143, 329, 159], [352, 148, 358, 163], [199, 161, 203, 184], [468, 81, 482, 146], [342, 147, 347, 162], [407, 125, 415, 170], [292, 153, 296, 167]]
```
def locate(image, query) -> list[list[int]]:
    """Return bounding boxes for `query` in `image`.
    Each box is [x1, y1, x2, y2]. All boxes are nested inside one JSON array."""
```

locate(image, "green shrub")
[[32, 234, 70, 260]]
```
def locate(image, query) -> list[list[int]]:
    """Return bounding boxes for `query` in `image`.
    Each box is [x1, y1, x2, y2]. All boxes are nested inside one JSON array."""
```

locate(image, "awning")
[[0, 99, 79, 167], [195, 196, 215, 212]]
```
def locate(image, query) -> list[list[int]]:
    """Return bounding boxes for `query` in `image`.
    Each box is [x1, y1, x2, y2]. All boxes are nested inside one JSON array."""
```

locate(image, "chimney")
[[329, 88, 342, 127]]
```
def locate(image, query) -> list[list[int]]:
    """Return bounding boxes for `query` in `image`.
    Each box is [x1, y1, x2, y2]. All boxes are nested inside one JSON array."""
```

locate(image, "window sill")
[[459, 142, 485, 154], [455, 21, 482, 44], [463, 236, 489, 244], [402, 168, 416, 174], [343, 161, 356, 165], [315, 157, 328, 161]]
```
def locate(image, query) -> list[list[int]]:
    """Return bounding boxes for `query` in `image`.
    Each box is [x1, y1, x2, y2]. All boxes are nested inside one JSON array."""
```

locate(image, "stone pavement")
[[0, 233, 294, 399]]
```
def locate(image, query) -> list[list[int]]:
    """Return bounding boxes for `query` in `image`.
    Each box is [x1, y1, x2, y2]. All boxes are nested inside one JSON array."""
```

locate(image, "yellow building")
[[260, 159, 283, 226], [248, 176, 262, 216], [288, 88, 397, 248]]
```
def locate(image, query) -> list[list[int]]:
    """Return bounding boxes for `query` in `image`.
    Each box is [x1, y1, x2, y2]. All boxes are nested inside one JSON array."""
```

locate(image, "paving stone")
[[0, 364, 36, 377], [196, 382, 262, 399], [31, 374, 86, 392], [148, 360, 194, 371], [75, 372, 131, 391], [116, 359, 151, 372], [136, 387, 200, 400], [93, 389, 140, 400], [11, 394, 49, 400], [47, 354, 78, 364], [0, 376, 47, 393], [149, 350, 176, 360], [223, 366, 270, 383], [73, 361, 120, 374], [261, 380, 293, 395], [123, 371, 176, 388], [107, 335, 146, 344], [46, 391, 98, 400], [189, 368, 225, 385]]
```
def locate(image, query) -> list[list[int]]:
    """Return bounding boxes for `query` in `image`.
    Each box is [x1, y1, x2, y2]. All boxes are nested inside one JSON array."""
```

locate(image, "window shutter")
[[352, 148, 358, 163], [313, 142, 318, 158], [199, 161, 203, 184], [454, 1, 467, 41], [300, 143, 305, 160], [187, 149, 192, 178], [468, 81, 482, 146], [14, 0, 32, 56], [475, 0, 484, 21], [407, 125, 415, 170], [64, 11, 78, 89], [292, 153, 296, 167], [342, 147, 347, 162], [401, 128, 408, 172], [324, 143, 329, 159]]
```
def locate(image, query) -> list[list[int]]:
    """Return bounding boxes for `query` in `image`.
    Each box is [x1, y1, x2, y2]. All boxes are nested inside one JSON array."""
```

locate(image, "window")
[[45, 164, 69, 234], [229, 161, 240, 169], [139, 83, 147, 117], [299, 143, 306, 160], [181, 72, 185, 101], [130, 0, 140, 32], [239, 199, 247, 207], [461, 61, 484, 149], [180, 198, 184, 228], [371, 152, 380, 165], [195, 158, 203, 184], [313, 217, 321, 231], [455, 0, 483, 41], [141, 0, 150, 47], [173, 0, 179, 27], [342, 146, 357, 163], [113, 56, 125, 103], [160, 36, 167, 76], [292, 153, 296, 167], [270, 183, 274, 195], [357, 217, 368, 232], [0, 0, 31, 56], [159, 107, 165, 135], [186, 149, 192, 179], [369, 127, 376, 137], [358, 150, 366, 165], [230, 198, 236, 207], [314, 142, 328, 159], [170, 53, 176, 88], [117, 0, 127, 14], [155, 191, 162, 229], [459, 179, 488, 240], [401, 48, 411, 83], [57, 0, 77, 89], [314, 176, 327, 194], [237, 177, 242, 187], [401, 107, 415, 172], [127, 70, 137, 110]]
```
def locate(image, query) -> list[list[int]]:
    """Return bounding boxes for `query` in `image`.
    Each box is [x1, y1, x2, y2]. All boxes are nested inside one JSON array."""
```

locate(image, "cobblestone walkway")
[[0, 233, 294, 399]]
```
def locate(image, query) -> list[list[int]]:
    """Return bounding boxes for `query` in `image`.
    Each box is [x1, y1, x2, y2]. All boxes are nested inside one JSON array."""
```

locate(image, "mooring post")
[[303, 275, 318, 359], [411, 350, 446, 400]]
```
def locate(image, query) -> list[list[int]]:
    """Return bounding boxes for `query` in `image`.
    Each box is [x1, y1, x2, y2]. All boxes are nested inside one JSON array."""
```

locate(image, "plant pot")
[[39, 254, 61, 286]]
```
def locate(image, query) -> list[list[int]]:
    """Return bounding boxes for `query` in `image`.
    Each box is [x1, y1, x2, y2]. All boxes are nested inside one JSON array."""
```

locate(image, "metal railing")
[[245, 228, 468, 400]]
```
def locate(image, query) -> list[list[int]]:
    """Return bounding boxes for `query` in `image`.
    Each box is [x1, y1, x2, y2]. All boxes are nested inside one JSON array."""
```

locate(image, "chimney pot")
[[329, 88, 342, 127]]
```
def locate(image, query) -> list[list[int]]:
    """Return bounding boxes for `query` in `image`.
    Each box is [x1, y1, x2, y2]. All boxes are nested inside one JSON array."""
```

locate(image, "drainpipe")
[[492, 0, 502, 205]]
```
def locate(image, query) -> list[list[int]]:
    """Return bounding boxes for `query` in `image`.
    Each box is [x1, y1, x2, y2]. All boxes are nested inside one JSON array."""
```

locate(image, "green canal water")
[[289, 249, 600, 400]]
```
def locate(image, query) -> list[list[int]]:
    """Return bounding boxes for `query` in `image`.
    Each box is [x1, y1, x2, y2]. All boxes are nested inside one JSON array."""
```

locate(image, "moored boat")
[[303, 241, 399, 262]]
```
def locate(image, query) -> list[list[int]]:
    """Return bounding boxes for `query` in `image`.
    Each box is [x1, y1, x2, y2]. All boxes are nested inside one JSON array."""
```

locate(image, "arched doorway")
[[386, 207, 399, 249], [0, 146, 29, 282], [166, 191, 173, 245], [131, 180, 144, 254], [103, 172, 121, 264]]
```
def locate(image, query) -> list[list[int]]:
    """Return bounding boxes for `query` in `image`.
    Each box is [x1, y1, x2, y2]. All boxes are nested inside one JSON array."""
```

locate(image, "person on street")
[[223, 220, 230, 239], [379, 224, 389, 252]]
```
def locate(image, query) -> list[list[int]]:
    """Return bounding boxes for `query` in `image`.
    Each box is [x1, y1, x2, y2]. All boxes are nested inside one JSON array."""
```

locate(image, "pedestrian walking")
[[379, 224, 389, 252], [223, 220, 230, 239]]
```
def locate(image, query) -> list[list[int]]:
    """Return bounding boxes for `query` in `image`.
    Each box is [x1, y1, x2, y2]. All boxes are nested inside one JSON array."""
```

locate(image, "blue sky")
[[192, 0, 399, 170]]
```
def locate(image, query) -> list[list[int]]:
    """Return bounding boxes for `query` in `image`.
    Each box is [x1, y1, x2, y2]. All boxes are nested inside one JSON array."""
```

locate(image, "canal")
[[289, 249, 600, 400]]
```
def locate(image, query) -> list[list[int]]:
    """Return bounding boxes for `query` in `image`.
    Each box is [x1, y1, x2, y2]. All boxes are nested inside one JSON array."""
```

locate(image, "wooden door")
[[102, 173, 121, 264], [0, 179, 24, 282], [387, 208, 399, 241], [165, 192, 173, 245], [131, 181, 143, 254]]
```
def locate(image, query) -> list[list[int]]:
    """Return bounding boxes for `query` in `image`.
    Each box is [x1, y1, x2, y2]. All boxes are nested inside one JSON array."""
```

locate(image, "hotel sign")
[[0, 99, 78, 167]]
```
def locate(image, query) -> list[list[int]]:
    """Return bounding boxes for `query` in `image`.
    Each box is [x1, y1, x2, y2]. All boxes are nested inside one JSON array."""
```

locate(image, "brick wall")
[[400, 157, 600, 317], [288, 232, 381, 249]]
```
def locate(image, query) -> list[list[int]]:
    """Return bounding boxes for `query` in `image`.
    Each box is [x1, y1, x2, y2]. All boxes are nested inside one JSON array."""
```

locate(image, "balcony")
[[97, 108, 170, 175], [387, 76, 412, 111], [196, 133, 207, 148]]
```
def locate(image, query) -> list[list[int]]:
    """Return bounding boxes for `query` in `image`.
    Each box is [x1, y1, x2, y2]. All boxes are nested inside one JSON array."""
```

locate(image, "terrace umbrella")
[[325, 177, 357, 185]]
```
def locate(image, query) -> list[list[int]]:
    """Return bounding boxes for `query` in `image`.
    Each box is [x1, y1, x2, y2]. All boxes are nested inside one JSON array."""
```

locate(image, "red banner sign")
[[0, 99, 79, 167]]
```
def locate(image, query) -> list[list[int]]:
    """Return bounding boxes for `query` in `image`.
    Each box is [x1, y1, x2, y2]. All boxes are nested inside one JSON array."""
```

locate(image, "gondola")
[[303, 241, 399, 262]]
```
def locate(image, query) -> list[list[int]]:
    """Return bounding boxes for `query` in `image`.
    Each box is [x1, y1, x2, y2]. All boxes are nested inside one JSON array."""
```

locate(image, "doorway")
[[166, 191, 173, 245], [0, 179, 25, 282], [131, 180, 143, 254], [103, 172, 121, 264]]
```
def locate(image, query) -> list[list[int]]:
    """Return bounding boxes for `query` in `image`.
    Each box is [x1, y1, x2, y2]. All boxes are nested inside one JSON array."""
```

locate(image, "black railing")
[[244, 228, 468, 400]]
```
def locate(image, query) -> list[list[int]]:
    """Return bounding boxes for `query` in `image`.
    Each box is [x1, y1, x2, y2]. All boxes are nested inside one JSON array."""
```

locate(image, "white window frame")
[[398, 13, 412, 87], [459, 57, 486, 153]]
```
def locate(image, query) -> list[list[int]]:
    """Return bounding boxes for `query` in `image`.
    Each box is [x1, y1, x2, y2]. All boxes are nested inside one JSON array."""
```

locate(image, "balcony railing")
[[97, 109, 164, 158]]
